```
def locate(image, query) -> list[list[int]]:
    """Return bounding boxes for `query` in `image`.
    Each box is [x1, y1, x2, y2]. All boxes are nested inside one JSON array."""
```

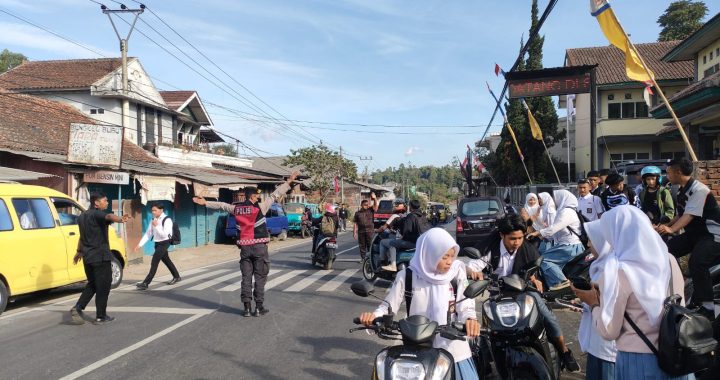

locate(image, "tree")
[[479, 0, 563, 185], [370, 163, 464, 204], [284, 145, 357, 203], [0, 49, 27, 73], [658, 1, 708, 42], [211, 143, 238, 157]]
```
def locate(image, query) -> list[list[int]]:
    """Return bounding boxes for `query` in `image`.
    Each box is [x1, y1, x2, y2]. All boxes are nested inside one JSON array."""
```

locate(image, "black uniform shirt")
[[78, 208, 112, 264]]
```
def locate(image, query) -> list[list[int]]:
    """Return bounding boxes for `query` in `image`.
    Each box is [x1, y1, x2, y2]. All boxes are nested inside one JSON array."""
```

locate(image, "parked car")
[[225, 202, 289, 241], [0, 183, 128, 315], [455, 196, 505, 249], [285, 202, 306, 235], [373, 199, 395, 227]]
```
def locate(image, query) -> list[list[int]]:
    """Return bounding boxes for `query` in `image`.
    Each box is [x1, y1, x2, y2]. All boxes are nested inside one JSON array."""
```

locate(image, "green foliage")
[[210, 143, 238, 157], [284, 145, 357, 202], [658, 1, 708, 42], [477, 0, 564, 185], [0, 49, 27, 73], [370, 163, 464, 204]]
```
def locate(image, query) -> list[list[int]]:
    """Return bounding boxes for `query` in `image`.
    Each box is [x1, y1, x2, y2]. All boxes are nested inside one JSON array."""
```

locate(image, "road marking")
[[39, 305, 214, 315], [58, 313, 206, 380], [317, 269, 359, 292], [335, 246, 357, 256], [284, 271, 330, 292], [215, 269, 280, 292], [186, 271, 243, 291], [154, 269, 230, 291], [117, 267, 209, 291], [264, 270, 305, 290]]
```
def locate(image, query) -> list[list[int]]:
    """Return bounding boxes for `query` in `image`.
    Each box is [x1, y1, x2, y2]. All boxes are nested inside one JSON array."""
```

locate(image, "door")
[[8, 198, 68, 293], [50, 198, 86, 281]]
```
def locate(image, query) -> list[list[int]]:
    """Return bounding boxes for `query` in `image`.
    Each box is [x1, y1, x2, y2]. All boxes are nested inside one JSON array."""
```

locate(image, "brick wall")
[[694, 161, 720, 201]]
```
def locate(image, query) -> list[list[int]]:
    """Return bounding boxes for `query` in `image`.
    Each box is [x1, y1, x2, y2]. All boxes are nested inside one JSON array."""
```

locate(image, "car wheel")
[[279, 229, 288, 241], [110, 256, 124, 289], [0, 281, 8, 315]]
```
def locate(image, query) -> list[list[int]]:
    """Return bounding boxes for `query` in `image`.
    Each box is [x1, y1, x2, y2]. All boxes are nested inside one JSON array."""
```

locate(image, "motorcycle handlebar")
[[353, 316, 384, 325]]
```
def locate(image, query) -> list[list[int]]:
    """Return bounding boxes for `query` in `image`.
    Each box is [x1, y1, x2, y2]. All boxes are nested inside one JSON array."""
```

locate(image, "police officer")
[[194, 171, 298, 317]]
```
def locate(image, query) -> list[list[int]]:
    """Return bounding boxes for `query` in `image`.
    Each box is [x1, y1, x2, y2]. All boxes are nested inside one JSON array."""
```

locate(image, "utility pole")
[[339, 146, 344, 204], [100, 4, 144, 142]]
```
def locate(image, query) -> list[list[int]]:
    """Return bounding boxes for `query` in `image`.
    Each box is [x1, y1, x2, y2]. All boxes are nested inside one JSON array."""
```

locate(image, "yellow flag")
[[590, 0, 653, 83], [505, 119, 525, 161], [521, 99, 543, 141]]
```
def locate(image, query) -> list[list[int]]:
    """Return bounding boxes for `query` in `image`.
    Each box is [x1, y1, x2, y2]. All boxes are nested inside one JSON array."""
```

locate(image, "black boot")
[[253, 303, 269, 317], [242, 302, 252, 317]]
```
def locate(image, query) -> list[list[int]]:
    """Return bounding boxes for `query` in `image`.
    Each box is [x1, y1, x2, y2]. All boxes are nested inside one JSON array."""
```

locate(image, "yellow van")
[[0, 183, 127, 314]]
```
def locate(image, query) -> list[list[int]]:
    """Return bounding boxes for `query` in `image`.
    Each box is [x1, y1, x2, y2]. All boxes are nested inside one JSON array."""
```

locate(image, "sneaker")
[[252, 306, 270, 317], [69, 307, 85, 325], [381, 263, 397, 272], [241, 309, 252, 317], [560, 349, 581, 373], [549, 280, 571, 292], [94, 316, 115, 324], [166, 277, 181, 285], [135, 282, 148, 290]]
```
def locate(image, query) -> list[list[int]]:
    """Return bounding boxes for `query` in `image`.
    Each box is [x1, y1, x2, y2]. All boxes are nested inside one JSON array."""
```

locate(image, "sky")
[[0, 0, 718, 173]]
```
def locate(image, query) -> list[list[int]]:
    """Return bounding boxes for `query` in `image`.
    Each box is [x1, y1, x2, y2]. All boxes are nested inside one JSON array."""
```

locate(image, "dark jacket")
[[600, 186, 637, 210], [393, 211, 428, 244], [479, 232, 540, 276]]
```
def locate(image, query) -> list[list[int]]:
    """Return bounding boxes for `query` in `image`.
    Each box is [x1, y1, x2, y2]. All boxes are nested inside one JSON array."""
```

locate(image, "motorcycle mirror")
[[350, 281, 374, 297], [463, 279, 490, 299], [461, 247, 481, 259]]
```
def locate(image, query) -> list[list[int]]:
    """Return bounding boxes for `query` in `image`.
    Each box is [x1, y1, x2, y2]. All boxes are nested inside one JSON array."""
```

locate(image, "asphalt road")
[[0, 224, 584, 379]]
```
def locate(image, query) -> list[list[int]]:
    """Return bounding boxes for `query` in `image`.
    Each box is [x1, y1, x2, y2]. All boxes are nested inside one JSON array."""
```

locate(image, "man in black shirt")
[[70, 192, 130, 324], [600, 173, 636, 210], [338, 204, 349, 232]]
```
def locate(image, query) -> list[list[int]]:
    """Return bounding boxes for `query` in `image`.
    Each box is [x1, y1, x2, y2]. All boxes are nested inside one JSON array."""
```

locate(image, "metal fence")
[[486, 183, 578, 209]]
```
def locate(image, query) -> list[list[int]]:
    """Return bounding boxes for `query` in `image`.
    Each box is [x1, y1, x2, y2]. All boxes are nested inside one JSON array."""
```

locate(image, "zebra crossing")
[[136, 267, 362, 293]]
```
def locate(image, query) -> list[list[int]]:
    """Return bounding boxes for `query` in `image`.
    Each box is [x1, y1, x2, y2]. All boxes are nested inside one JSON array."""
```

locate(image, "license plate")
[[326, 243, 337, 249]]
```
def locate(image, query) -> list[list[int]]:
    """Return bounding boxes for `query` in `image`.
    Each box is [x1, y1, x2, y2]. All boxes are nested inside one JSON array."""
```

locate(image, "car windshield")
[[285, 204, 305, 214], [378, 200, 393, 210], [436, 205, 445, 210], [461, 199, 501, 216]]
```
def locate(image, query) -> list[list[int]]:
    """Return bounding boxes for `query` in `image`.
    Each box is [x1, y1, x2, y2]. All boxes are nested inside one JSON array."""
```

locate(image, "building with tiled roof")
[[564, 41, 694, 174]]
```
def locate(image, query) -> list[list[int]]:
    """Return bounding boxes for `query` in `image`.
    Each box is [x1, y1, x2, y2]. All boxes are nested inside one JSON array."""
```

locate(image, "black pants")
[[358, 230, 373, 258], [240, 243, 270, 304], [76, 261, 112, 318], [143, 241, 180, 284], [668, 232, 720, 303]]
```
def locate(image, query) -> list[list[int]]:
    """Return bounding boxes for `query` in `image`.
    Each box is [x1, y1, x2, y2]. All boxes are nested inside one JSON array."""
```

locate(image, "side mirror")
[[463, 280, 490, 299], [461, 247, 481, 260], [351, 281, 374, 297]]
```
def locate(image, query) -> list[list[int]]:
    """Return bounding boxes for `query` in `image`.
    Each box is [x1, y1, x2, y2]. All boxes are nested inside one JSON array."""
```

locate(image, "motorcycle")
[[464, 247, 562, 380], [349, 279, 489, 379], [539, 248, 595, 302], [311, 225, 337, 270], [362, 230, 415, 282]]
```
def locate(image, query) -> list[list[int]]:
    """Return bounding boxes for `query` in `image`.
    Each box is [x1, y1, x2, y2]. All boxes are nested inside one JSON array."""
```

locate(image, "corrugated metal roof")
[[0, 166, 58, 181]]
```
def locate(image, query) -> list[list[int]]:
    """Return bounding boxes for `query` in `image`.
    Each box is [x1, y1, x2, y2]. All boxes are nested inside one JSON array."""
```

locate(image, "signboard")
[[83, 170, 129, 185], [67, 123, 123, 168], [505, 65, 596, 99]]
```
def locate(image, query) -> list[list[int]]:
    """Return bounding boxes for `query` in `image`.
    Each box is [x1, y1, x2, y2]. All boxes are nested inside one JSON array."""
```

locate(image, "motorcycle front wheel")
[[362, 257, 377, 281]]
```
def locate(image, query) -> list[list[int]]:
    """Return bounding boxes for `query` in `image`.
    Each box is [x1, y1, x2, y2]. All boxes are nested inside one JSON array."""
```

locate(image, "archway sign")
[[504, 65, 598, 171]]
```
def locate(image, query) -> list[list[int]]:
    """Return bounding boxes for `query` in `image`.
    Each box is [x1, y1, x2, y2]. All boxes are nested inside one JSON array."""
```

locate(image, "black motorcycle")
[[361, 230, 415, 282], [350, 280, 489, 380], [464, 247, 561, 380], [311, 225, 337, 270]]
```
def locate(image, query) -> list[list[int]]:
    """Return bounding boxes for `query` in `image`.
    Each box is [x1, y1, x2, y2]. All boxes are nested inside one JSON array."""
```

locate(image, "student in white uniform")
[[577, 178, 605, 222], [134, 203, 181, 289]]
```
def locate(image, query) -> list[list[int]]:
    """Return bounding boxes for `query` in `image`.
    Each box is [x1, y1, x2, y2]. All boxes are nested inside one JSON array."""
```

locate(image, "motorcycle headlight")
[[375, 350, 388, 380], [522, 294, 536, 318], [430, 352, 453, 380], [496, 301, 520, 327], [483, 302, 494, 320], [390, 359, 426, 380]]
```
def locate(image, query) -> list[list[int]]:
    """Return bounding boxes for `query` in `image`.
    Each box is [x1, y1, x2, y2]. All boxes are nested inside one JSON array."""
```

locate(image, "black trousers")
[[358, 230, 373, 258], [143, 241, 180, 284], [668, 232, 720, 303], [76, 261, 112, 318], [239, 243, 270, 304]]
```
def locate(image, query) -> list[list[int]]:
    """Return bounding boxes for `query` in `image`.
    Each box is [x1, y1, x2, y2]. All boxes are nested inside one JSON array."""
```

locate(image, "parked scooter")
[[349, 279, 489, 379], [361, 230, 415, 282], [311, 225, 337, 270], [464, 247, 562, 380]]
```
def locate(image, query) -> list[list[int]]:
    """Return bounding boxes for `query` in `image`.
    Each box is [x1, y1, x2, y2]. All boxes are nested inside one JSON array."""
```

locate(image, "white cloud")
[[405, 146, 421, 156], [0, 22, 114, 58], [376, 34, 415, 55]]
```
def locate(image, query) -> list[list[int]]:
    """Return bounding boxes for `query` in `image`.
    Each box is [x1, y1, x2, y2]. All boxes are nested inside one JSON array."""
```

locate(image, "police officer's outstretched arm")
[[193, 196, 234, 213], [260, 171, 299, 214]]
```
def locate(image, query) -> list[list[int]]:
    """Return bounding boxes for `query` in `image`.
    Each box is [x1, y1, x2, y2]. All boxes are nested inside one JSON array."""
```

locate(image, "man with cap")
[[193, 171, 298, 317]]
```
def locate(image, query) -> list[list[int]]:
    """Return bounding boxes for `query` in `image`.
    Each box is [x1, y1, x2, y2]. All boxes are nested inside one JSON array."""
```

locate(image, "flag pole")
[[566, 110, 571, 183], [541, 138, 563, 185], [506, 120, 534, 185]]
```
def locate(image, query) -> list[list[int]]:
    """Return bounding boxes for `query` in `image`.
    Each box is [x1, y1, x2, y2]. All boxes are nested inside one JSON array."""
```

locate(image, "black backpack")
[[624, 275, 717, 376], [564, 207, 589, 249], [163, 216, 182, 245]]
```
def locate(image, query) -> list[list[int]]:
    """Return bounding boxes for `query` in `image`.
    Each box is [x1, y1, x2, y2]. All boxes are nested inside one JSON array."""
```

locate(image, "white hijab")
[[538, 192, 556, 227], [408, 228, 462, 324], [553, 189, 578, 211], [585, 206, 671, 328]]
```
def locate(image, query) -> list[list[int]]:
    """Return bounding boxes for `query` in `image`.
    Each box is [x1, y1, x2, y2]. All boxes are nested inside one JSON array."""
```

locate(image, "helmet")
[[640, 166, 662, 185], [393, 198, 406, 206]]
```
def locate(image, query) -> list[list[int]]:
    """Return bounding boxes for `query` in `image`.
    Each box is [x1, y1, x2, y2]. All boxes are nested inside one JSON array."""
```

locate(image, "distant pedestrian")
[[338, 204, 349, 232], [70, 192, 130, 325], [193, 171, 298, 317], [353, 192, 378, 261], [134, 203, 181, 290]]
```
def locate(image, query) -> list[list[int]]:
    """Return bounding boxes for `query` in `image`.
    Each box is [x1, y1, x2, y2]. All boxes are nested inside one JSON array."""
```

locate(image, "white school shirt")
[[373, 267, 476, 362], [577, 194, 604, 222], [138, 213, 173, 246], [466, 241, 516, 278], [538, 208, 582, 246]]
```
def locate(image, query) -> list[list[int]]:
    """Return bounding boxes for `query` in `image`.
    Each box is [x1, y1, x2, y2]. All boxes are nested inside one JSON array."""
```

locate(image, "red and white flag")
[[333, 177, 340, 193], [643, 81, 654, 108], [477, 161, 487, 173]]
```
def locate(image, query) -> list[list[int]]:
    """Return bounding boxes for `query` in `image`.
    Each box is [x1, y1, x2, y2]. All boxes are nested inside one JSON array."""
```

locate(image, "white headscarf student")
[[538, 192, 556, 228], [358, 228, 480, 379], [527, 189, 584, 290], [577, 219, 617, 380], [520, 193, 543, 232], [572, 206, 688, 380]]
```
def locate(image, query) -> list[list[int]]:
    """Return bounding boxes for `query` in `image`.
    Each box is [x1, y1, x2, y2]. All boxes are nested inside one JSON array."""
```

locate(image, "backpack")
[[624, 267, 717, 376], [404, 268, 457, 316], [564, 207, 589, 248], [163, 216, 181, 245], [321, 215, 336, 236]]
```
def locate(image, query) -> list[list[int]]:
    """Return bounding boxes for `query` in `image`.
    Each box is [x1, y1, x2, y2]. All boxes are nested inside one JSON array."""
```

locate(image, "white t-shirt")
[[577, 194, 604, 222]]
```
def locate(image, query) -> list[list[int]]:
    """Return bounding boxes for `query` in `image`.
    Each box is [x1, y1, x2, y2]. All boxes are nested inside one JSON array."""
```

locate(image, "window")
[[624, 93, 632, 100], [89, 108, 104, 115], [460, 199, 501, 217], [562, 141, 568, 148], [622, 102, 635, 118], [711, 51, 715, 60], [636, 153, 649, 160], [0, 199, 13, 231], [611, 154, 622, 161], [607, 94, 615, 100], [636, 102, 649, 118], [704, 55, 707, 64], [660, 151, 685, 160], [11, 198, 55, 230], [51, 198, 83, 226], [608, 103, 621, 119]]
